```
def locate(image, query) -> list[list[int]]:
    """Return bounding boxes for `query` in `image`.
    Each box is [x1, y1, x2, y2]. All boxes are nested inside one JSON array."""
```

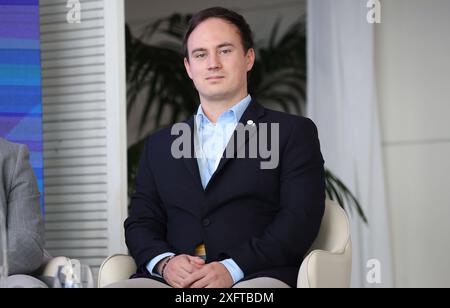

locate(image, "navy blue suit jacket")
[[125, 100, 325, 287]]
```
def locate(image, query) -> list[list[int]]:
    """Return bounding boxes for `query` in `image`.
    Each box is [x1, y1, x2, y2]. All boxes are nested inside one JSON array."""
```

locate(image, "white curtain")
[[307, 0, 393, 287]]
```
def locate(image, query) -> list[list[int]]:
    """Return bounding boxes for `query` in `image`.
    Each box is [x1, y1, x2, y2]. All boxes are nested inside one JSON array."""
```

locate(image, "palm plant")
[[126, 13, 367, 223]]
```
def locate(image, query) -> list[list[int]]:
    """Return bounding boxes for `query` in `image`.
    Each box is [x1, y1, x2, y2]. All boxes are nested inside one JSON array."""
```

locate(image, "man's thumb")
[[189, 256, 205, 264]]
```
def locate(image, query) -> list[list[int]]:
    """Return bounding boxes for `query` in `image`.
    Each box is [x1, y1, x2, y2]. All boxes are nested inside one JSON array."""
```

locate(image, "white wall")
[[125, 0, 307, 147], [376, 0, 450, 287]]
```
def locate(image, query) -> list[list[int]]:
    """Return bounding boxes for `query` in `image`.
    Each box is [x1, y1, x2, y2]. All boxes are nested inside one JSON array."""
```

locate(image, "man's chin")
[[201, 92, 230, 102]]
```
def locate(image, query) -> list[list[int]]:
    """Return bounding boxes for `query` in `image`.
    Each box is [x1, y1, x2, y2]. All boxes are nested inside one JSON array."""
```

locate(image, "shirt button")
[[202, 218, 210, 227]]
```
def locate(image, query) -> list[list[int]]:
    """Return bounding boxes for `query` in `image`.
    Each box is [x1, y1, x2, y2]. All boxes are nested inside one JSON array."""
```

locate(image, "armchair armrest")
[[32, 256, 71, 288], [98, 254, 137, 288], [39, 256, 71, 278], [298, 240, 352, 288]]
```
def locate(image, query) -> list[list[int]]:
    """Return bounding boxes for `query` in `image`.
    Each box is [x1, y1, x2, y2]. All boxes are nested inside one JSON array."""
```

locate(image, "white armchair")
[[298, 200, 352, 288], [38, 254, 72, 279], [98, 254, 137, 288], [28, 253, 72, 288], [98, 200, 352, 288], [36, 251, 89, 288]]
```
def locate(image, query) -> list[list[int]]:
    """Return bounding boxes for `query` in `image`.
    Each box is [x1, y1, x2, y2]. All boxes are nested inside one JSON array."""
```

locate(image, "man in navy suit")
[[120, 7, 325, 288]]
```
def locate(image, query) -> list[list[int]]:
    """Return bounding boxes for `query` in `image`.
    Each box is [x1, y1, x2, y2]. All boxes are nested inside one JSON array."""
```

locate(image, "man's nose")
[[207, 53, 221, 70]]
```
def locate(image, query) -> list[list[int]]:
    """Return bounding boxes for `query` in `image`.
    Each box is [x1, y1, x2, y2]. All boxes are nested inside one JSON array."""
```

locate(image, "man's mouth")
[[206, 76, 225, 80]]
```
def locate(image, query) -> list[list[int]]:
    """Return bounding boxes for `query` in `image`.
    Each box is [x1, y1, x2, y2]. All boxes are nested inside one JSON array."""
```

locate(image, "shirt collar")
[[195, 95, 252, 127]]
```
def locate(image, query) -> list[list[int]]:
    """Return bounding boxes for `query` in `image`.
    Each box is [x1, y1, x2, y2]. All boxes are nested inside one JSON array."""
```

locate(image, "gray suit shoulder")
[[0, 138, 29, 185], [0, 138, 25, 159]]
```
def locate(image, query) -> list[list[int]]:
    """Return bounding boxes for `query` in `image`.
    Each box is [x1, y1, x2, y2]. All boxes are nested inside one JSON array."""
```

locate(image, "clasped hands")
[[157, 254, 234, 288]]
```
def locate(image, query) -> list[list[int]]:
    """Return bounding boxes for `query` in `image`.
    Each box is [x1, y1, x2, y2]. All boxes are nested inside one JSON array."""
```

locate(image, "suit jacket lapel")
[[182, 116, 204, 192]]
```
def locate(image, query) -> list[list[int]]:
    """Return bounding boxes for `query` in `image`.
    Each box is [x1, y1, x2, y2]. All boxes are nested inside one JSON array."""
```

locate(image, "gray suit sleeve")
[[7, 144, 45, 275]]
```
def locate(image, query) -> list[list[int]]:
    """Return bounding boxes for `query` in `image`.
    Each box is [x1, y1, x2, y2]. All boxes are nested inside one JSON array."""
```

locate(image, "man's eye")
[[219, 49, 232, 54], [194, 53, 206, 59]]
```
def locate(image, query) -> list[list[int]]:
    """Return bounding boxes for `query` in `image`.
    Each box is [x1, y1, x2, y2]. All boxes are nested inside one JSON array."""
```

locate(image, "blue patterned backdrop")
[[0, 0, 43, 209]]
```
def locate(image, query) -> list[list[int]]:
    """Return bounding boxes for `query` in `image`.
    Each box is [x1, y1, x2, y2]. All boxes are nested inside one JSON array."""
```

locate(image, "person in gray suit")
[[0, 138, 47, 288]]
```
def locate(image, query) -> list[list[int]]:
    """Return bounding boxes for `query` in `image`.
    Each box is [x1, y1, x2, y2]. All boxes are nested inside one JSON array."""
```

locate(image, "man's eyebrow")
[[217, 43, 235, 49], [190, 43, 235, 55]]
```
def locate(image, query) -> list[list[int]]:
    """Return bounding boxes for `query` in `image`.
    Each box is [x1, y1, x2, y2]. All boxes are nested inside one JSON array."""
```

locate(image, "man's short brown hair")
[[182, 7, 254, 59]]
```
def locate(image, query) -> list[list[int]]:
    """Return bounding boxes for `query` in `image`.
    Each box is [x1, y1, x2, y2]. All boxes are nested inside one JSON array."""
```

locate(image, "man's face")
[[184, 17, 255, 104]]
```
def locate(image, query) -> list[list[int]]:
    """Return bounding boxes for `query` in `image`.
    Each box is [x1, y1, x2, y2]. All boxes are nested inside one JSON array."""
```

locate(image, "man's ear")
[[184, 57, 193, 79], [246, 48, 255, 72]]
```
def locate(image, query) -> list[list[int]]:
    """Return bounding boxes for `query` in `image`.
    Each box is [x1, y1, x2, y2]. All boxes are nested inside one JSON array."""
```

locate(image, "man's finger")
[[183, 268, 207, 286], [171, 279, 183, 288], [183, 272, 201, 286], [191, 275, 210, 288], [176, 270, 190, 280], [188, 256, 206, 265], [179, 263, 192, 272]]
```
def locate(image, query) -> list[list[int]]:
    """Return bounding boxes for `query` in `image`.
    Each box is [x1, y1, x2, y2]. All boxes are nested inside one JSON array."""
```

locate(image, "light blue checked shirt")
[[147, 95, 252, 285]]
